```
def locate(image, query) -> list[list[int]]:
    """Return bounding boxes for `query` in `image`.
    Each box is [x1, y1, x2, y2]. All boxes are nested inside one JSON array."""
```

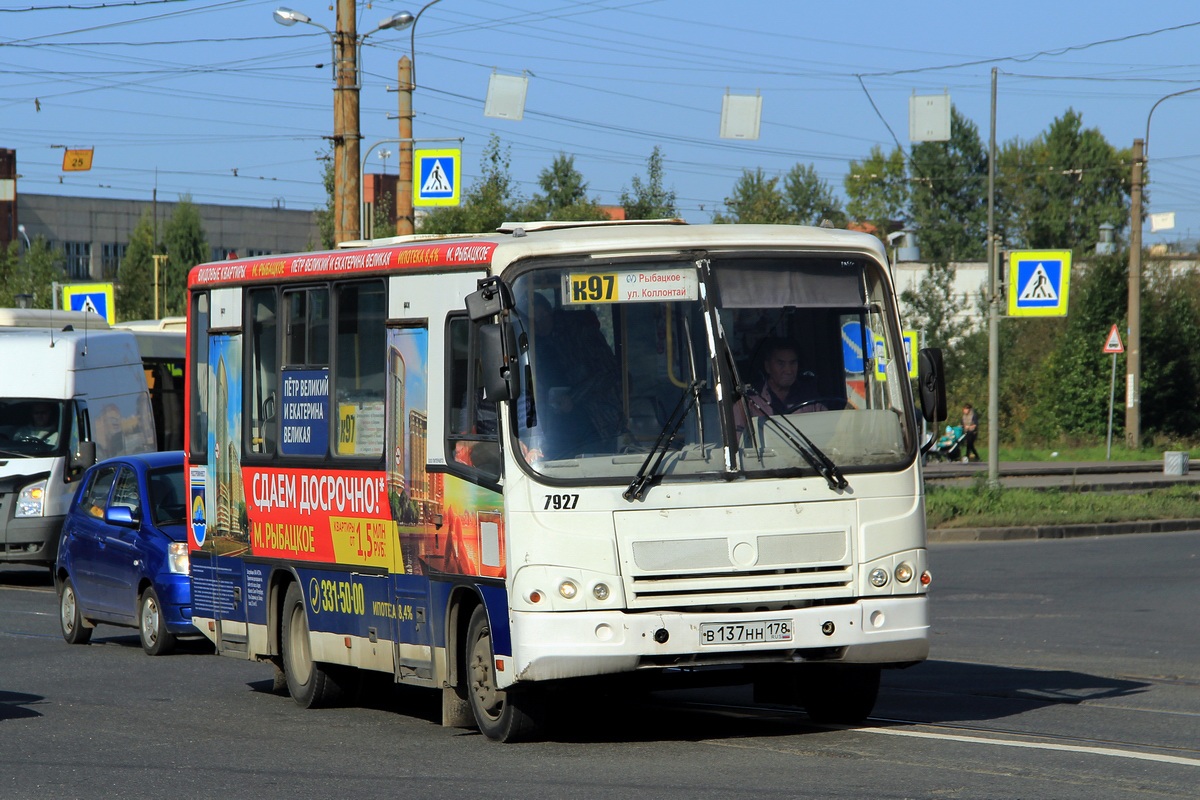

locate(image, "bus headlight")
[[16, 480, 47, 518], [868, 567, 889, 588], [558, 580, 578, 600], [592, 582, 610, 601], [895, 562, 914, 583], [167, 542, 190, 575]]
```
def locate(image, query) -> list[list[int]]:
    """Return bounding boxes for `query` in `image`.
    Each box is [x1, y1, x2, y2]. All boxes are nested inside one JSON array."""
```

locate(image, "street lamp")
[[274, 6, 410, 244], [1126, 85, 1200, 448], [396, 0, 444, 236], [16, 223, 31, 251]]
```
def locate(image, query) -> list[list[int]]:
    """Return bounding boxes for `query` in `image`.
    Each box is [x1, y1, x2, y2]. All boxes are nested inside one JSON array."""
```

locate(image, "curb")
[[929, 518, 1200, 543]]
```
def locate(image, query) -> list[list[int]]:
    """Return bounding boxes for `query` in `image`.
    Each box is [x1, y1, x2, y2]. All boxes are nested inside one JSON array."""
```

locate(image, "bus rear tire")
[[798, 664, 881, 724], [465, 605, 542, 742], [281, 582, 356, 708]]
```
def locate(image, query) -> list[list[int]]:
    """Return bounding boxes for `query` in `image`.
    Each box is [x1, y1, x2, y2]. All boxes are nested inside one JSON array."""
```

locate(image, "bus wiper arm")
[[745, 391, 849, 492], [624, 380, 702, 502]]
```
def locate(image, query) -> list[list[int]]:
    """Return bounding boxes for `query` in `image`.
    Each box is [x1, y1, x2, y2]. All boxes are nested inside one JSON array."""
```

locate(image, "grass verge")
[[925, 482, 1200, 529]]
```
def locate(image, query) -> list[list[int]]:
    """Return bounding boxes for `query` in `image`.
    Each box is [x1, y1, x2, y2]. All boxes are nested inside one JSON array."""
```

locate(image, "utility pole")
[[152, 254, 168, 319], [986, 67, 1000, 485], [397, 56, 414, 236], [1125, 137, 1144, 449], [334, 0, 361, 244]]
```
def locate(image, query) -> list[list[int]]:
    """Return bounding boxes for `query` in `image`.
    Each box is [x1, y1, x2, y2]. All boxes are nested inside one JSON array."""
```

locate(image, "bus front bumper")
[[505, 595, 929, 686]]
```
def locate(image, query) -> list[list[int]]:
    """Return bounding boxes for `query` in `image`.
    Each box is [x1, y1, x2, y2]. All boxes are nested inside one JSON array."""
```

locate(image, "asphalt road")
[[2, 530, 1198, 799]]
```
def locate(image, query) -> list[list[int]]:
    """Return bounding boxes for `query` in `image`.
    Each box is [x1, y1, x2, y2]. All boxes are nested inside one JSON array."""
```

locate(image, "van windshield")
[[0, 399, 66, 456]]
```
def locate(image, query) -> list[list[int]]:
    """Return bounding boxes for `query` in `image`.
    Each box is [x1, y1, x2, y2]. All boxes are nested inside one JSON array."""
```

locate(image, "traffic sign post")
[[1103, 324, 1125, 460]]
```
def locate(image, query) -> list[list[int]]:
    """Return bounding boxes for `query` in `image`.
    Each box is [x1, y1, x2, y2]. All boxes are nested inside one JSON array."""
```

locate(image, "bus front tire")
[[281, 582, 357, 708], [465, 605, 542, 742], [798, 664, 881, 724]]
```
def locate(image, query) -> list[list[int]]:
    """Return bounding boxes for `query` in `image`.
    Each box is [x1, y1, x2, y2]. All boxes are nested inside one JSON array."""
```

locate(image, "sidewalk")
[[922, 458, 1200, 542]]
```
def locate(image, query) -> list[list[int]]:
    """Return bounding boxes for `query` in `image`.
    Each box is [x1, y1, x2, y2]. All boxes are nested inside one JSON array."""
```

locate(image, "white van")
[[0, 309, 156, 567]]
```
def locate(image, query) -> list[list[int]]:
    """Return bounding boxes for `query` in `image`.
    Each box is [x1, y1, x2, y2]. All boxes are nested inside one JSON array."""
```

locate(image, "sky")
[[4, 0, 1200, 249]]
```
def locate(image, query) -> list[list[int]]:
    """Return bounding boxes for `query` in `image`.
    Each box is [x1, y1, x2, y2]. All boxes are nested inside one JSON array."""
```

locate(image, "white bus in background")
[[0, 309, 157, 567], [114, 318, 186, 451], [184, 220, 948, 742]]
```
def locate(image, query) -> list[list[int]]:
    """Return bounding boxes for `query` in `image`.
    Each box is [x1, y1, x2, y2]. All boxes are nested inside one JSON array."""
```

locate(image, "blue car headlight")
[[168, 542, 190, 575]]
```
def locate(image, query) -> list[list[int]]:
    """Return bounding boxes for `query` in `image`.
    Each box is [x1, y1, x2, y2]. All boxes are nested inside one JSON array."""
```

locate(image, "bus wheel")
[[465, 605, 541, 742], [281, 582, 354, 708], [798, 664, 881, 724]]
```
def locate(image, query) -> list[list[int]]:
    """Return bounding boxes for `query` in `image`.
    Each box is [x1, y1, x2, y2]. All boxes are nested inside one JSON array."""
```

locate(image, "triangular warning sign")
[[1103, 324, 1124, 354], [421, 159, 452, 194], [1018, 263, 1058, 301], [80, 297, 101, 315]]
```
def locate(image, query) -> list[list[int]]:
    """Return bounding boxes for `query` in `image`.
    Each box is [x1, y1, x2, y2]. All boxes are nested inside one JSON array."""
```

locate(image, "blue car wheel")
[[139, 586, 177, 656]]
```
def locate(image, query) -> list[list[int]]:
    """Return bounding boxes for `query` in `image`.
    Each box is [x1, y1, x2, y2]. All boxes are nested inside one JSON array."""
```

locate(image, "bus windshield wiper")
[[623, 380, 702, 502], [744, 391, 849, 492]]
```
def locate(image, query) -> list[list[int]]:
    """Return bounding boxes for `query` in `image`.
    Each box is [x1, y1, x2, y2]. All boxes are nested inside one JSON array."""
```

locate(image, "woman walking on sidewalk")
[[961, 403, 981, 462]]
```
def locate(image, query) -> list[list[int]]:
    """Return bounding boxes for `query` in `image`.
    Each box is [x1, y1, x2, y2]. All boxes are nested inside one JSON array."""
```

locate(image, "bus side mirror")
[[479, 322, 520, 403], [918, 347, 947, 423], [465, 277, 513, 323]]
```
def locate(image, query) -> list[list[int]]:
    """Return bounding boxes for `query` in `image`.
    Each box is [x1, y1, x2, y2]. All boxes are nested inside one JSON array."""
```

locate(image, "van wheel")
[[139, 587, 177, 656], [281, 582, 356, 708], [465, 605, 542, 742], [59, 578, 92, 645], [798, 664, 881, 724]]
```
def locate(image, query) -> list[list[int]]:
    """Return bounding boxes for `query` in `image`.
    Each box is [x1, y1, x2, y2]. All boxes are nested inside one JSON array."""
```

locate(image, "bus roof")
[[187, 221, 889, 290]]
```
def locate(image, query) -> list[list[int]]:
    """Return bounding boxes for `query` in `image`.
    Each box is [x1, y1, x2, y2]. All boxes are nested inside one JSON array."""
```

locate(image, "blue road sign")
[[62, 282, 115, 324], [413, 149, 461, 206], [1008, 249, 1071, 317]]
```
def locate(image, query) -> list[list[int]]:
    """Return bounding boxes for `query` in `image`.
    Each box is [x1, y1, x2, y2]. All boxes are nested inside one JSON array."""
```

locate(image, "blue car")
[[54, 451, 195, 655]]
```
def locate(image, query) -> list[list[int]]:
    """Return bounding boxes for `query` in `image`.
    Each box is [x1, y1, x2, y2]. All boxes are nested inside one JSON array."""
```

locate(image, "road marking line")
[[860, 726, 1200, 767]]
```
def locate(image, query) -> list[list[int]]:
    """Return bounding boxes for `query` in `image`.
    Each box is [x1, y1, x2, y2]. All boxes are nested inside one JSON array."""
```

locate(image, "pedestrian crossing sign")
[[61, 282, 115, 324], [1008, 249, 1071, 317], [413, 149, 461, 207]]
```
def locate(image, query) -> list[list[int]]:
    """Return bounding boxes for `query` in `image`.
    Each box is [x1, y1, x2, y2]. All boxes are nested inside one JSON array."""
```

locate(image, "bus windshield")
[[508, 252, 914, 483]]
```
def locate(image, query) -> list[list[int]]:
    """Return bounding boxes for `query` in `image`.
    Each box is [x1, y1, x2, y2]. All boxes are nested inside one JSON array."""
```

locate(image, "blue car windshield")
[[148, 466, 187, 526]]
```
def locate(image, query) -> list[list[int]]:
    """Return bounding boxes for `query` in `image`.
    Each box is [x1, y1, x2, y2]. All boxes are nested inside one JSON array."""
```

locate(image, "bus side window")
[[446, 316, 500, 479], [334, 281, 386, 458], [248, 287, 279, 455], [189, 292, 210, 459]]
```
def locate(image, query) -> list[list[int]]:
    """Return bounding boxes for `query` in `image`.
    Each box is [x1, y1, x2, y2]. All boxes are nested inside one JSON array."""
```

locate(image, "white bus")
[[184, 221, 946, 741]]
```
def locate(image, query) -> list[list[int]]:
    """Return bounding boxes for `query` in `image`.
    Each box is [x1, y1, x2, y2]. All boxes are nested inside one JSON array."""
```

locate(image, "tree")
[[908, 107, 988, 262], [843, 145, 908, 236], [163, 195, 208, 317], [526, 153, 607, 221], [117, 211, 158, 322], [0, 238, 63, 308], [899, 263, 972, 351], [783, 163, 845, 227], [314, 152, 335, 250], [713, 168, 789, 223], [999, 109, 1130, 253], [419, 135, 524, 234], [621, 146, 678, 220]]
